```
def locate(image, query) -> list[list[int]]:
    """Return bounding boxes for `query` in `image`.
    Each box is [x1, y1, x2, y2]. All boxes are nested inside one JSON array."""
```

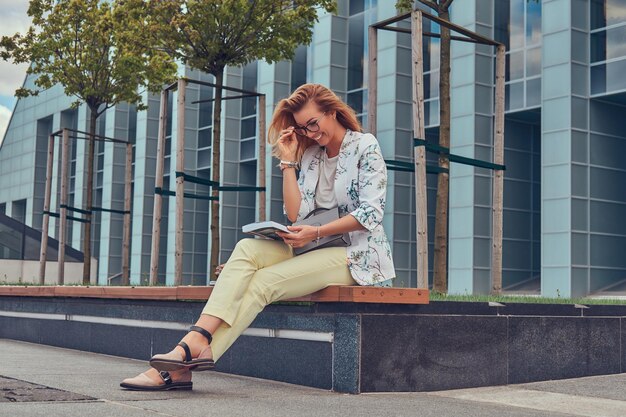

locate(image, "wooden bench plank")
[[0, 285, 429, 304], [340, 286, 428, 304]]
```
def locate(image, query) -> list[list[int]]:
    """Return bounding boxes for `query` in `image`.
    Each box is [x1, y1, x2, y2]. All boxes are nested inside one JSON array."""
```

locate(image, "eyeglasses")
[[293, 112, 327, 136]]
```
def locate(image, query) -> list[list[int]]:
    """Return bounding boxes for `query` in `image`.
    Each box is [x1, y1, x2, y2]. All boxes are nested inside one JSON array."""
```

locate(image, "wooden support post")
[[491, 44, 506, 295], [39, 134, 55, 285], [258, 94, 267, 222], [121, 142, 132, 285], [150, 89, 169, 285], [175, 79, 186, 286], [412, 10, 429, 289], [58, 129, 70, 285], [367, 25, 378, 135]]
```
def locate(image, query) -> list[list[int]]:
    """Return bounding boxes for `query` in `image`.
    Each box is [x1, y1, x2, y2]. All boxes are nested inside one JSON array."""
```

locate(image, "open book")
[[242, 221, 294, 240]]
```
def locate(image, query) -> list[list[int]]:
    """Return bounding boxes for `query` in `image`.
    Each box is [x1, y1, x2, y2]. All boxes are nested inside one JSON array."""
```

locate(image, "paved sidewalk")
[[1, 338, 625, 417]]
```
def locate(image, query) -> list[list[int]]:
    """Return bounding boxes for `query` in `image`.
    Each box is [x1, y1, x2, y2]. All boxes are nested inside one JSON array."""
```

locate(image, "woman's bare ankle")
[[173, 330, 210, 357]]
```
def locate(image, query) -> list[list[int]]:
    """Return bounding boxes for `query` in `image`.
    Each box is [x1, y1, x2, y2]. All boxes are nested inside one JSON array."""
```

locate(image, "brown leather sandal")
[[120, 370, 192, 391], [149, 325, 215, 372]]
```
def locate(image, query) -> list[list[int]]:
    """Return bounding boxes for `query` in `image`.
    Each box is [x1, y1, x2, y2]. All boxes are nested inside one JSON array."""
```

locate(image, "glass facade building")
[[1, 0, 625, 297]]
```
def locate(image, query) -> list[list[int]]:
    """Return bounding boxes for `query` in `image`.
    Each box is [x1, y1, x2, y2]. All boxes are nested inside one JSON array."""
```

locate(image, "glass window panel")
[[429, 70, 439, 99], [348, 14, 365, 91], [526, 47, 541, 77], [166, 93, 173, 137], [198, 85, 214, 128], [422, 38, 431, 72], [423, 18, 440, 71], [242, 62, 257, 91], [198, 128, 212, 149], [347, 90, 363, 114], [428, 36, 440, 71], [591, 64, 607, 94], [349, 0, 364, 15], [526, 0, 542, 45], [607, 25, 626, 59], [165, 137, 172, 156], [242, 97, 256, 117], [607, 0, 626, 26], [507, 51, 524, 81], [606, 58, 626, 91], [494, 0, 510, 49], [526, 78, 541, 108], [506, 81, 524, 111], [23, 234, 41, 260], [241, 117, 256, 139], [510, 0, 525, 50], [592, 0, 626, 28], [591, 0, 606, 29], [591, 30, 607, 62], [0, 221, 23, 259], [198, 149, 212, 168], [290, 45, 307, 90], [240, 139, 256, 160], [427, 99, 439, 126]]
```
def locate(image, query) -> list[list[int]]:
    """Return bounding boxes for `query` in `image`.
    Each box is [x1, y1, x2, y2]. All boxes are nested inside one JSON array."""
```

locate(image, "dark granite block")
[[214, 343, 232, 373], [315, 301, 498, 316], [584, 305, 626, 317], [332, 315, 360, 393], [360, 315, 508, 392], [62, 299, 203, 323], [39, 320, 92, 352], [619, 318, 626, 372], [149, 328, 188, 358], [250, 312, 336, 333], [89, 323, 153, 360], [0, 317, 41, 343], [508, 316, 621, 384], [228, 336, 333, 389], [501, 303, 583, 317]]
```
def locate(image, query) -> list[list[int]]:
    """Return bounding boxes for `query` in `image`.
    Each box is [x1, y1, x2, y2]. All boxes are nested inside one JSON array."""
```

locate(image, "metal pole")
[[150, 89, 169, 285], [175, 79, 186, 286], [258, 94, 267, 222], [38, 134, 55, 285], [491, 44, 506, 295], [122, 142, 132, 285], [367, 25, 378, 135], [58, 129, 70, 285], [412, 10, 429, 289]]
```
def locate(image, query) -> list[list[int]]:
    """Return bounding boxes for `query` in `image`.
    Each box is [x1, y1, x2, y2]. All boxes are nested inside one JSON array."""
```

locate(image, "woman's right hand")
[[277, 127, 298, 161]]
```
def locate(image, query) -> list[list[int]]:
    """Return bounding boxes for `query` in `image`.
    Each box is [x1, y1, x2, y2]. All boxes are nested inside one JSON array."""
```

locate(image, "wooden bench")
[[0, 285, 429, 304]]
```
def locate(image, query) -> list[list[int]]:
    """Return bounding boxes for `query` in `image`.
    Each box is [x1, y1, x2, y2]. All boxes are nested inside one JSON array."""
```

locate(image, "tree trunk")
[[83, 109, 97, 285], [210, 68, 225, 282], [433, 7, 451, 294]]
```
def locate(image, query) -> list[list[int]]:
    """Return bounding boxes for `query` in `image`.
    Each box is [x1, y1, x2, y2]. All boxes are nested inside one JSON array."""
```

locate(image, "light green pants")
[[201, 238, 356, 362]]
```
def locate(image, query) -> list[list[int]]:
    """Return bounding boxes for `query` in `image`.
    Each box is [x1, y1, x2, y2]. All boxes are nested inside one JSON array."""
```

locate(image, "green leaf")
[[0, 0, 177, 110]]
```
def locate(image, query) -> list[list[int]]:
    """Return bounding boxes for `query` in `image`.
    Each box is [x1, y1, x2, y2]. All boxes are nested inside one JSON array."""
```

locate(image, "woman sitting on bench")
[[121, 83, 395, 391]]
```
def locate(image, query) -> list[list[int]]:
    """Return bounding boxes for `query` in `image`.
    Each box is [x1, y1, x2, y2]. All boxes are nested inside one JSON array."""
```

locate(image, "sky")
[[0, 0, 31, 146]]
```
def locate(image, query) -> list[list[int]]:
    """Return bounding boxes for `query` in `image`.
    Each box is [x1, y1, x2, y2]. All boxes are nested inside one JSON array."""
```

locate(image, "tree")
[[397, 0, 454, 293], [150, 0, 336, 281], [1, 0, 177, 285]]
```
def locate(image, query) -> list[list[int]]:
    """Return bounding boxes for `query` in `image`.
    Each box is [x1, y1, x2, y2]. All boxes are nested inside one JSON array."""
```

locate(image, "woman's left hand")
[[276, 225, 318, 248]]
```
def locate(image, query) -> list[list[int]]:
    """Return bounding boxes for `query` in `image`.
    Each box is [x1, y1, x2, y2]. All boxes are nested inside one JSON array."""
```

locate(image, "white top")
[[314, 151, 338, 209], [296, 130, 396, 285]]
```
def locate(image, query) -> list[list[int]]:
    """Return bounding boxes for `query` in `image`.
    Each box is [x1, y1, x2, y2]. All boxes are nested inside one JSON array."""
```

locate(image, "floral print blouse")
[[294, 129, 396, 285]]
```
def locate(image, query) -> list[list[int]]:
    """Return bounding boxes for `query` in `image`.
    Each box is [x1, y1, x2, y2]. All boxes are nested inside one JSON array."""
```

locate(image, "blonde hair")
[[268, 83, 363, 162]]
